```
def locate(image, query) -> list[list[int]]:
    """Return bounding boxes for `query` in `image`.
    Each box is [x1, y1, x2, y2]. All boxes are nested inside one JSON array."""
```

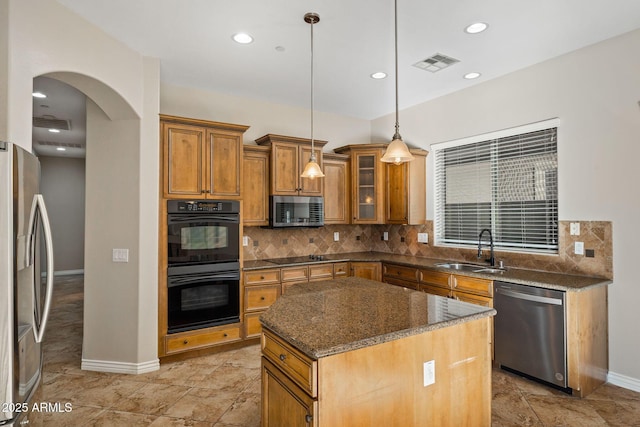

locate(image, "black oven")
[[167, 200, 240, 267], [168, 264, 240, 333], [167, 200, 241, 333]]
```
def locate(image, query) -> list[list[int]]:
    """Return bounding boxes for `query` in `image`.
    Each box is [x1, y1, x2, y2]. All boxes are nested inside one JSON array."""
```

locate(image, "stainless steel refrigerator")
[[1, 141, 54, 426]]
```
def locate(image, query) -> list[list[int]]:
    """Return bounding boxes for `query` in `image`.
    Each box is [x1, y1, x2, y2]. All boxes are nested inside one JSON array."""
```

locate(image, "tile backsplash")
[[243, 220, 612, 279]]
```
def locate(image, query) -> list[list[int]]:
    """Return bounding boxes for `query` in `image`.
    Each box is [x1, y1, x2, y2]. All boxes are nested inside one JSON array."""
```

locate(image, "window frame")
[[432, 118, 560, 255]]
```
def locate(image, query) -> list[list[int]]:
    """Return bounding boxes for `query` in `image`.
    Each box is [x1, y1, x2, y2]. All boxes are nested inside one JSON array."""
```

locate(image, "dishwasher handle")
[[496, 287, 563, 306]]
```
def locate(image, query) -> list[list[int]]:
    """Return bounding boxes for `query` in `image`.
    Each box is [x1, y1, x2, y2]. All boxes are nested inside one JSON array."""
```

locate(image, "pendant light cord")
[[394, 0, 401, 141], [310, 16, 315, 158]]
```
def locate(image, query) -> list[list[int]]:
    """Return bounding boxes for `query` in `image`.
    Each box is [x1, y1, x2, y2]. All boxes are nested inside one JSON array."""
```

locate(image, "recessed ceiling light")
[[370, 72, 387, 79], [56, 147, 66, 151], [232, 33, 253, 44], [464, 72, 482, 79], [32, 92, 47, 98], [48, 128, 61, 133], [465, 22, 488, 34]]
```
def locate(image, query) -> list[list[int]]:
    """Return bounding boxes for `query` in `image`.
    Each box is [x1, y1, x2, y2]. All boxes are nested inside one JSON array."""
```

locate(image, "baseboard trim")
[[607, 371, 640, 393], [54, 269, 84, 276], [81, 358, 160, 375]]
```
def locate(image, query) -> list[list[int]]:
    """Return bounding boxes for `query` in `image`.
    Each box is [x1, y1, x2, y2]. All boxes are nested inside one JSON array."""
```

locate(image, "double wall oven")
[[167, 200, 240, 334]]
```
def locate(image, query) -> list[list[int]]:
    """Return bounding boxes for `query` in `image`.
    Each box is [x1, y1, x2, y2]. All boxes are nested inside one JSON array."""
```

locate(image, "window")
[[433, 120, 558, 253]]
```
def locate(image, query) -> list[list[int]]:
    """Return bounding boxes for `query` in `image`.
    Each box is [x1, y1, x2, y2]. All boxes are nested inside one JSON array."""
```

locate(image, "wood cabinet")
[[350, 261, 381, 281], [243, 145, 270, 226], [261, 314, 492, 426], [322, 153, 350, 224], [160, 115, 248, 199], [385, 148, 428, 225], [256, 134, 327, 196], [381, 263, 420, 290], [418, 268, 494, 303], [164, 324, 242, 355], [334, 144, 386, 224]]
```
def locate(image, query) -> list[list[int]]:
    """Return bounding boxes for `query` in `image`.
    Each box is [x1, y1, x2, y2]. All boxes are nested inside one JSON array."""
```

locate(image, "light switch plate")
[[417, 233, 429, 243], [112, 248, 129, 263], [243, 236, 249, 246], [570, 222, 580, 236], [383, 232, 389, 241], [334, 232, 340, 242], [574, 241, 584, 255]]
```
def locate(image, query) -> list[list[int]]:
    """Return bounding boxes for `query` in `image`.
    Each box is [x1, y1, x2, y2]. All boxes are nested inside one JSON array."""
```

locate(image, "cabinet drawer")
[[384, 277, 419, 290], [281, 266, 309, 283], [420, 283, 452, 298], [245, 269, 281, 285], [383, 264, 419, 283], [245, 285, 280, 311], [165, 325, 241, 354], [419, 269, 451, 289], [262, 330, 317, 397], [244, 312, 264, 338], [452, 275, 493, 297], [453, 291, 493, 307], [309, 264, 333, 281], [333, 262, 349, 277]]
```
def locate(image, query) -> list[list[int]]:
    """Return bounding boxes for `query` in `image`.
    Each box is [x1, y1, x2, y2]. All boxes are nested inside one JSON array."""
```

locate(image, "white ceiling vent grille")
[[33, 116, 71, 130], [413, 53, 460, 73], [36, 140, 83, 148]]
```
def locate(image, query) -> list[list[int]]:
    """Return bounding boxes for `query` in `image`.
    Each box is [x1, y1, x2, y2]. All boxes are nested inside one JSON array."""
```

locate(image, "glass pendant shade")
[[301, 153, 325, 179], [381, 135, 414, 165]]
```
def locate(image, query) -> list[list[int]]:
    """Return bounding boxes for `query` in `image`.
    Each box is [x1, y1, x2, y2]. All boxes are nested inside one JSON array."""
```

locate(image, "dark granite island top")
[[260, 276, 496, 359]]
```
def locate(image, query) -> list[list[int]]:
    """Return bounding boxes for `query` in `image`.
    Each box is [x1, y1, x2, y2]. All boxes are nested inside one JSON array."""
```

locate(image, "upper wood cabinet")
[[256, 134, 327, 196], [161, 115, 249, 199], [334, 144, 386, 224], [243, 145, 270, 226], [385, 148, 428, 225], [322, 153, 350, 224]]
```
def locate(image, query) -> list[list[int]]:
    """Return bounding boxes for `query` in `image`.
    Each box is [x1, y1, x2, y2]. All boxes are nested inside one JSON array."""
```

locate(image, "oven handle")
[[168, 214, 239, 225], [168, 272, 240, 287]]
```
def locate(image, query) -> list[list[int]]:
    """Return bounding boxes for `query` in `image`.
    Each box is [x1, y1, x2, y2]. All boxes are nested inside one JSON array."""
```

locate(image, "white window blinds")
[[434, 126, 558, 253]]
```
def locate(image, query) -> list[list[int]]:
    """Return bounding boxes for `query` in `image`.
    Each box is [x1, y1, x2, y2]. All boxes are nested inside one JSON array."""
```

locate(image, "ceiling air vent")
[[33, 116, 71, 131], [413, 53, 460, 73]]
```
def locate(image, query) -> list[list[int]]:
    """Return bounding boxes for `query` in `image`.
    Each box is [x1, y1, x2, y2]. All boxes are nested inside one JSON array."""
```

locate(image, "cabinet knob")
[[279, 354, 286, 361], [183, 340, 188, 345], [260, 296, 266, 301], [223, 333, 228, 337], [260, 275, 265, 280], [305, 414, 313, 423]]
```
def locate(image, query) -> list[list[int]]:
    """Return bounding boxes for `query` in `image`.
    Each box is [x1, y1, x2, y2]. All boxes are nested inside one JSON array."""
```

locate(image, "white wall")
[[3, 0, 159, 371], [372, 29, 640, 386], [39, 156, 85, 273]]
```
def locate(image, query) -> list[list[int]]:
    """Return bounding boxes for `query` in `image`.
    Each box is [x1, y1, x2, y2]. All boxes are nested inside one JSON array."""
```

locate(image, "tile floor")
[[29, 275, 640, 426]]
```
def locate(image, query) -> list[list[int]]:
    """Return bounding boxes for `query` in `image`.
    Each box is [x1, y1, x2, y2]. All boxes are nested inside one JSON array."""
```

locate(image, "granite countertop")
[[244, 251, 612, 292], [260, 277, 496, 359]]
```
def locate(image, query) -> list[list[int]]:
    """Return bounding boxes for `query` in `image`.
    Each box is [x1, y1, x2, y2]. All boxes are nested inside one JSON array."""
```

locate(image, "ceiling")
[[35, 0, 640, 157]]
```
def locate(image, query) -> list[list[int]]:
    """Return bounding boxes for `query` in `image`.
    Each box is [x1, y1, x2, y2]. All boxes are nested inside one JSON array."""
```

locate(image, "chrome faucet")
[[477, 229, 496, 267]]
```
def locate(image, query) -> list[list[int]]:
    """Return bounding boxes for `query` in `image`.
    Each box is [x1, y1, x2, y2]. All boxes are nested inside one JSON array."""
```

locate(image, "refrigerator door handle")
[[27, 194, 55, 343]]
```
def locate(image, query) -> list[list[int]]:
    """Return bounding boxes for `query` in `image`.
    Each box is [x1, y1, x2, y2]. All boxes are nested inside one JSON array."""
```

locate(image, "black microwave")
[[269, 195, 324, 228]]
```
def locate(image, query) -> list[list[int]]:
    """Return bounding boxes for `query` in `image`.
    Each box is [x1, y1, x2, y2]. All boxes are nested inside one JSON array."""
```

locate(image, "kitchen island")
[[260, 277, 496, 427]]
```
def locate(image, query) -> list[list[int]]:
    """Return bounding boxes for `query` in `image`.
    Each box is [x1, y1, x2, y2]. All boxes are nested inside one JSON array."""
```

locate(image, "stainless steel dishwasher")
[[494, 281, 570, 393]]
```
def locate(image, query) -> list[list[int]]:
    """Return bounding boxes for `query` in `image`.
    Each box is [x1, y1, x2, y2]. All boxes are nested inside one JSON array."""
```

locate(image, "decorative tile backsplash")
[[243, 220, 612, 279]]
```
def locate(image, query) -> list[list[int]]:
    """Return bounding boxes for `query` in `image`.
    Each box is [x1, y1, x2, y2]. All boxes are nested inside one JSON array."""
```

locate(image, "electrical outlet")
[[243, 236, 249, 246], [334, 232, 340, 242], [570, 222, 580, 236], [383, 232, 389, 241], [417, 233, 428, 243], [423, 360, 435, 386]]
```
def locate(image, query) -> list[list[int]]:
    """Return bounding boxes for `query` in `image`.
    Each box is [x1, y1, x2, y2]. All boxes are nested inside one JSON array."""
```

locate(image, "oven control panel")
[[168, 200, 240, 214]]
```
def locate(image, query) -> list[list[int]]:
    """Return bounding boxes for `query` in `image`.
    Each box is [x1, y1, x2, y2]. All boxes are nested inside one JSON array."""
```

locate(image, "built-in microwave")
[[269, 195, 324, 228]]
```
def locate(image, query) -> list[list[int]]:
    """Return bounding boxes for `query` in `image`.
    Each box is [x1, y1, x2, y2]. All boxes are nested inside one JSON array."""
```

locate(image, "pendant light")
[[301, 12, 325, 179], [381, 0, 414, 165]]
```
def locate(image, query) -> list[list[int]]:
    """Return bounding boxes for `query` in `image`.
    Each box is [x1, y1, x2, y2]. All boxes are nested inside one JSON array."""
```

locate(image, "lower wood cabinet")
[[164, 324, 242, 355], [350, 262, 381, 281]]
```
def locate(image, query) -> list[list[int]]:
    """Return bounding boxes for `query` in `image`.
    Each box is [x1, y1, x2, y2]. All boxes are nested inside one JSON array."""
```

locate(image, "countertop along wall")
[[371, 28, 640, 389]]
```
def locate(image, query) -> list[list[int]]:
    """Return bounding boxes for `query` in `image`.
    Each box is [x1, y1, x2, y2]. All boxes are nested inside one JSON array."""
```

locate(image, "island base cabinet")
[[262, 357, 318, 427], [262, 317, 492, 427]]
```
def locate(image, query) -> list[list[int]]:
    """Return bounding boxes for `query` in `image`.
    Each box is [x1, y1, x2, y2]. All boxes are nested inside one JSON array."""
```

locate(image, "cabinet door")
[[163, 122, 205, 197], [323, 157, 350, 224], [299, 145, 324, 196], [272, 142, 300, 195], [206, 130, 242, 197], [243, 147, 270, 226], [386, 162, 408, 224], [420, 283, 452, 298], [352, 150, 384, 224], [350, 262, 381, 281], [262, 357, 317, 427]]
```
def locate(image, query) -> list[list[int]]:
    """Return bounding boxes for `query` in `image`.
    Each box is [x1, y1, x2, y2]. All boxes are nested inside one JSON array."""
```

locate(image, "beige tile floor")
[[29, 275, 640, 426]]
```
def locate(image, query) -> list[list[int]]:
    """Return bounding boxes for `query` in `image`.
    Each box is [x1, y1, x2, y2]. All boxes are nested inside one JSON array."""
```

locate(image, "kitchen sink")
[[434, 262, 506, 274]]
